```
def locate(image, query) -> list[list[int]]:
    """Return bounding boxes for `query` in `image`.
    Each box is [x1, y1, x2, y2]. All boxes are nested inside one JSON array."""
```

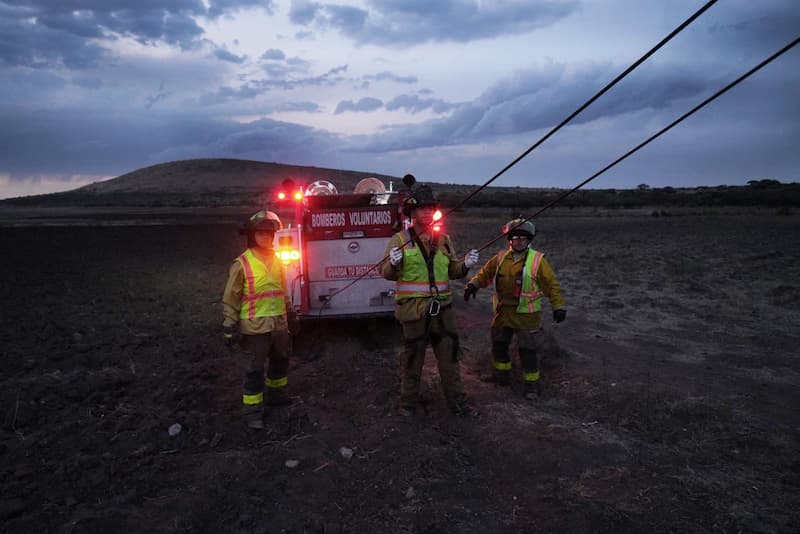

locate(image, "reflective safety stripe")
[[494, 360, 512, 371], [265, 376, 288, 388], [523, 370, 540, 382], [243, 392, 264, 405], [520, 251, 544, 313], [395, 230, 452, 300], [237, 249, 286, 319], [492, 249, 545, 313], [242, 290, 285, 301], [396, 281, 451, 297]]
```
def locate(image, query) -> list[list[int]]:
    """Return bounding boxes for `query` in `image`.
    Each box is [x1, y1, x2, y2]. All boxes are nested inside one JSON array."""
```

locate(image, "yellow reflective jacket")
[[395, 229, 452, 300], [469, 247, 565, 329], [381, 229, 469, 322], [222, 247, 291, 335]]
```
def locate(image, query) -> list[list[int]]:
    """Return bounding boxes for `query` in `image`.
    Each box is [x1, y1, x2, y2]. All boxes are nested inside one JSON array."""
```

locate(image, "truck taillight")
[[277, 248, 301, 263]]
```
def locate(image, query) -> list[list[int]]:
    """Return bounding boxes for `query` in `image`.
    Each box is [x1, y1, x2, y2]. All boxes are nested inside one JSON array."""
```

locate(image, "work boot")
[[524, 381, 542, 400], [245, 414, 265, 429]]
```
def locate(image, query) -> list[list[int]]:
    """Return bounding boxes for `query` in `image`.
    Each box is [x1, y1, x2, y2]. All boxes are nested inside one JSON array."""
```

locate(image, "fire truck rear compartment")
[[304, 237, 395, 317]]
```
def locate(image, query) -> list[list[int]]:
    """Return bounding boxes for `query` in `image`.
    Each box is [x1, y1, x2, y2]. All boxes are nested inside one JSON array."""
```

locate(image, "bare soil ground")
[[1, 208, 799, 533]]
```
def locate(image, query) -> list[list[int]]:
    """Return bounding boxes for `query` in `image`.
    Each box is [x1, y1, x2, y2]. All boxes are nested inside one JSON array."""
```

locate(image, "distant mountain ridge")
[[1, 159, 797, 209], [79, 158, 401, 194]]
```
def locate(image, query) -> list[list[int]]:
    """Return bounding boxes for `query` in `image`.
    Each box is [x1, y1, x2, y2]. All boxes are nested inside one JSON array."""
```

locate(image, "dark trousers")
[[242, 330, 291, 415], [490, 326, 544, 384], [399, 306, 465, 411]]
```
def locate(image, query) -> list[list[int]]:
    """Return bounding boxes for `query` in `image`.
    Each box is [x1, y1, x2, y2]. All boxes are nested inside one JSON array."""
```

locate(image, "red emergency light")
[[277, 191, 287, 201], [293, 190, 303, 202], [431, 209, 443, 232]]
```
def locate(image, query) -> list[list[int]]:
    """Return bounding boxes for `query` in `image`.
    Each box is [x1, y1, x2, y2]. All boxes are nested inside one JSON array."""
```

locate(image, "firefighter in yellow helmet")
[[222, 210, 300, 429], [464, 218, 566, 399], [380, 181, 480, 416]]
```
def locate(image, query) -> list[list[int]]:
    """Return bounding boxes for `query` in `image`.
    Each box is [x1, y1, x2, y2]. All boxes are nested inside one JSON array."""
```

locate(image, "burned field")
[[1, 209, 799, 533]]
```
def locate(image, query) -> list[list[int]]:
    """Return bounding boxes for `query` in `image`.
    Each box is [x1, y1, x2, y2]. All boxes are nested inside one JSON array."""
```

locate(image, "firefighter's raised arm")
[[380, 233, 405, 280]]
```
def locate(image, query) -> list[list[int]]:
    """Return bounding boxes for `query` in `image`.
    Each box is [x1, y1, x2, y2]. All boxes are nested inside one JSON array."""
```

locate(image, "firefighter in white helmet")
[[222, 210, 300, 429], [381, 180, 480, 416], [464, 218, 566, 399]]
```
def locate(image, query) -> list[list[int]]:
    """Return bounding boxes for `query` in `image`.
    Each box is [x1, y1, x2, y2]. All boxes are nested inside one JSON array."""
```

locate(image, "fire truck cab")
[[273, 178, 403, 319]]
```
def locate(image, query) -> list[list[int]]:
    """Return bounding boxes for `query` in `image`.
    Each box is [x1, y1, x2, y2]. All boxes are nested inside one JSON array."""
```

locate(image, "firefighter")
[[222, 210, 300, 429], [381, 182, 480, 416], [463, 218, 566, 399]]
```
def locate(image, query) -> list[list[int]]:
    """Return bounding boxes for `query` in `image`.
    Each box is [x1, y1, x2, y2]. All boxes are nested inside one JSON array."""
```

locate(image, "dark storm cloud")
[[335, 97, 383, 114], [0, 106, 337, 177], [386, 94, 460, 114], [153, 118, 342, 164], [0, 17, 108, 68], [291, 0, 577, 46], [348, 61, 720, 152], [0, 0, 277, 68]]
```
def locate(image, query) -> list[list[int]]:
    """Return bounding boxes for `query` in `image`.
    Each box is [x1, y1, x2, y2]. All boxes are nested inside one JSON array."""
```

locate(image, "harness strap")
[[408, 227, 440, 300]]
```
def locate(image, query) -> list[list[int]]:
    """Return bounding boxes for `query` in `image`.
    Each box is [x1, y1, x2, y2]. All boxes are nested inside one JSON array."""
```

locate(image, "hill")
[[1, 159, 402, 209], [79, 159, 399, 195], [1, 159, 798, 210]]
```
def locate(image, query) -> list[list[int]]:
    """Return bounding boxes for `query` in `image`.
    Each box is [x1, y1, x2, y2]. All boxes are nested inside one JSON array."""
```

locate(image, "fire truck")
[[271, 177, 416, 319]]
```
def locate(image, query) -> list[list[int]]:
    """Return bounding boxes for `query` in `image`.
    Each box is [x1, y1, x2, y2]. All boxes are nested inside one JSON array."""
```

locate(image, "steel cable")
[[323, 1, 718, 301], [435, 0, 719, 226], [475, 36, 800, 253]]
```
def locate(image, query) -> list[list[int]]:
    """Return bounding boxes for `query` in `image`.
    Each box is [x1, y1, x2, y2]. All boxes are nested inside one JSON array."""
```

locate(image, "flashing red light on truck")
[[277, 191, 287, 201], [274, 177, 399, 319]]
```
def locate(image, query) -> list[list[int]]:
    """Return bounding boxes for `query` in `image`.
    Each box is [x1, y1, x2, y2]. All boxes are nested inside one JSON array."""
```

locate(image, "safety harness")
[[404, 228, 460, 366]]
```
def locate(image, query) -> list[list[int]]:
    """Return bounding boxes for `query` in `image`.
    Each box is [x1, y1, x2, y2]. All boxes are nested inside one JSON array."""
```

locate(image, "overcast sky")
[[0, 0, 798, 199]]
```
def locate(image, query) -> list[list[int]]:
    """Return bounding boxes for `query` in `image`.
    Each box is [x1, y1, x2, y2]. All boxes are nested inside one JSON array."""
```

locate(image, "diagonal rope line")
[[476, 36, 800, 253], [325, 0, 719, 300], [435, 0, 719, 225]]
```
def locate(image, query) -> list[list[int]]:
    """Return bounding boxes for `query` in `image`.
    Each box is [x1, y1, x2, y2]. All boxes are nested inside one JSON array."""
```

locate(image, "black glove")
[[287, 312, 301, 336], [553, 309, 567, 323], [223, 325, 238, 349], [464, 283, 478, 302]]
